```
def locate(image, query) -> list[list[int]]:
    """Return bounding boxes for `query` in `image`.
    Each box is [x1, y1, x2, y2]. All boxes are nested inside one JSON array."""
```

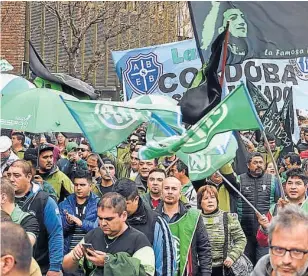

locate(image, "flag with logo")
[[177, 132, 238, 181], [62, 99, 182, 153], [246, 79, 269, 112], [189, 1, 308, 64], [139, 83, 262, 159]]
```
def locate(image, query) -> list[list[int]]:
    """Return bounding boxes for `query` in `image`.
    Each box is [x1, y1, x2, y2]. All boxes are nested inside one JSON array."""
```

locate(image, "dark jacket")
[[156, 201, 212, 276], [297, 141, 308, 153], [135, 174, 147, 194], [128, 199, 177, 276], [17, 183, 63, 274], [57, 158, 88, 180], [238, 172, 280, 237], [59, 192, 99, 255], [141, 192, 160, 210]]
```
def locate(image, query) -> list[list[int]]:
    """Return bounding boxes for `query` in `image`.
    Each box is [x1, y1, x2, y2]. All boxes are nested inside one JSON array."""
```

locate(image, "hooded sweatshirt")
[[251, 254, 308, 276]]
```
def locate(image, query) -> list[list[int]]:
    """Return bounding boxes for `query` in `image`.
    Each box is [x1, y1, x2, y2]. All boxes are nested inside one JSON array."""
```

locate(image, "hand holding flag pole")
[[218, 172, 262, 217]]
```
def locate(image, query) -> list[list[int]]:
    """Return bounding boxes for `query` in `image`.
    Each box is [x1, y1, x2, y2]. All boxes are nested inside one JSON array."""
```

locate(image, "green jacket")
[[201, 210, 247, 267], [80, 252, 148, 276], [41, 166, 74, 199]]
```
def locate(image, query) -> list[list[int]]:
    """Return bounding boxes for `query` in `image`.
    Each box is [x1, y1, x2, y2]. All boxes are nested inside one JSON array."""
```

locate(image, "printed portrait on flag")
[[189, 1, 308, 64]]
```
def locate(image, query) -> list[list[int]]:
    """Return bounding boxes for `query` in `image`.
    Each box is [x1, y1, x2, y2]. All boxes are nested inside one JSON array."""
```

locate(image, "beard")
[[270, 256, 308, 276]]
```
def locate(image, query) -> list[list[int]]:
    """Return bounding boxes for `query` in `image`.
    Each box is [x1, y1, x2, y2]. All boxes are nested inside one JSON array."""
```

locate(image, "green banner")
[[169, 209, 201, 276], [63, 99, 183, 153], [139, 83, 262, 160], [177, 132, 238, 181]]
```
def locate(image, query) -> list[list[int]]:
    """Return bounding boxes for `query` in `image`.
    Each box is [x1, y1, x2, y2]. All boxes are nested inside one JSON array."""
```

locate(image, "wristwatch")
[[104, 254, 110, 263]]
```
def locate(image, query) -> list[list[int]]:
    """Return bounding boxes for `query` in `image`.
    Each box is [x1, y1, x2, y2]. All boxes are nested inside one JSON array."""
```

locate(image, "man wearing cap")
[[38, 144, 74, 202], [57, 142, 88, 181], [11, 131, 26, 159], [0, 135, 19, 177]]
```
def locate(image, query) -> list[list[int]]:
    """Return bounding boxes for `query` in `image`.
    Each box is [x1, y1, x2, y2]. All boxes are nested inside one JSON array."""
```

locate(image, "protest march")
[[1, 2, 308, 276]]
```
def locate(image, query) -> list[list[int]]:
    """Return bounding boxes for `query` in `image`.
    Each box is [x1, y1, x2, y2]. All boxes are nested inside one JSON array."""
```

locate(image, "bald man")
[[156, 177, 212, 275]]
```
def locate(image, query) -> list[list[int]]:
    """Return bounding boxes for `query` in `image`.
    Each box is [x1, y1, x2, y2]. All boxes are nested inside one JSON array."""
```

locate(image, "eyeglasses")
[[270, 246, 308, 260], [130, 139, 139, 144], [78, 148, 88, 152]]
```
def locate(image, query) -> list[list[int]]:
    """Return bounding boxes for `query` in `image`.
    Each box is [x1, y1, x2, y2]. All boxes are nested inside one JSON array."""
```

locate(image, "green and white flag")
[[177, 132, 238, 181], [63, 99, 183, 153], [139, 83, 262, 160]]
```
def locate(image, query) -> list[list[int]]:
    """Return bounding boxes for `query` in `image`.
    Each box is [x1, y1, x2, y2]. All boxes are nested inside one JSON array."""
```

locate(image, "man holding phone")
[[59, 169, 99, 276], [63, 193, 155, 276]]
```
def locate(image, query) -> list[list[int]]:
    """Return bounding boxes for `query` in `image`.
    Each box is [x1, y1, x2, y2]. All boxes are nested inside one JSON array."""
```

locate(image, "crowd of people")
[[1, 126, 308, 276]]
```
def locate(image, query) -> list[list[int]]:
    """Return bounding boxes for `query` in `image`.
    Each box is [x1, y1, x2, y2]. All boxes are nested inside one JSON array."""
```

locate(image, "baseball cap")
[[0, 136, 12, 153], [39, 144, 54, 155], [66, 142, 78, 153]]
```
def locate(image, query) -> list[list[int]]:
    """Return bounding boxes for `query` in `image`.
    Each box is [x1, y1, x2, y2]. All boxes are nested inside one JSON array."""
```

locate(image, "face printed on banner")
[[221, 9, 248, 38]]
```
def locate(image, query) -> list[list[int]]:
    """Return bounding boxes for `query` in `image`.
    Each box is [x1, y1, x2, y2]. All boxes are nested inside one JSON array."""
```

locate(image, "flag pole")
[[96, 154, 116, 185], [165, 157, 179, 173], [217, 172, 262, 216], [262, 131, 286, 199], [219, 21, 230, 87]]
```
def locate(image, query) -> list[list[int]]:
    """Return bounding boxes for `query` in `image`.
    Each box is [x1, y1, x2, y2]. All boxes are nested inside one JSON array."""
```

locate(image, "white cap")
[[0, 136, 12, 153]]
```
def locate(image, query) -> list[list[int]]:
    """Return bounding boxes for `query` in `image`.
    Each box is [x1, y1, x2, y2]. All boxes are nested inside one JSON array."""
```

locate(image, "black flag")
[[29, 41, 98, 99], [246, 80, 269, 112], [189, 1, 308, 64], [261, 100, 293, 149], [279, 90, 295, 153], [179, 29, 227, 125], [280, 89, 294, 134]]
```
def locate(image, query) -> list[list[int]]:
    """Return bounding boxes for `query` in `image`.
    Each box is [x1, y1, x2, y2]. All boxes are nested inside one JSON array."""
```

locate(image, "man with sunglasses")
[[62, 192, 155, 276], [77, 141, 92, 161], [252, 205, 308, 276]]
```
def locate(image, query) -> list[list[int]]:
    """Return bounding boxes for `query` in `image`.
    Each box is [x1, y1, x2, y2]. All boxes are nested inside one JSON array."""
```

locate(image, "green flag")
[[177, 132, 238, 181], [139, 83, 262, 160], [63, 99, 183, 154]]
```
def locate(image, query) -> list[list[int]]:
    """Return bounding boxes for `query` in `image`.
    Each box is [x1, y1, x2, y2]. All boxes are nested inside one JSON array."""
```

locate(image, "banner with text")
[[112, 40, 202, 102], [225, 58, 308, 112]]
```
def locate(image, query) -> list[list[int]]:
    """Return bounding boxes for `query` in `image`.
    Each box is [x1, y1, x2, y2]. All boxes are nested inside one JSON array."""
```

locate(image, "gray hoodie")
[[251, 255, 271, 276], [251, 254, 308, 276]]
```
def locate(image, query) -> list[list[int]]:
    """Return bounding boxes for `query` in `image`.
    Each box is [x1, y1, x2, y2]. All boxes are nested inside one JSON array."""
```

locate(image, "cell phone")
[[82, 243, 95, 251]]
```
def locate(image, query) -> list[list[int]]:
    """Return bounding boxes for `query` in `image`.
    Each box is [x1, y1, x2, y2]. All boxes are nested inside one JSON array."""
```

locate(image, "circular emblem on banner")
[[95, 104, 141, 130], [290, 57, 308, 81]]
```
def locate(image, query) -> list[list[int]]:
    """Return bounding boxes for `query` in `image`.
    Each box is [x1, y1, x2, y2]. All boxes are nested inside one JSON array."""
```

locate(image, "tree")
[[34, 2, 147, 81]]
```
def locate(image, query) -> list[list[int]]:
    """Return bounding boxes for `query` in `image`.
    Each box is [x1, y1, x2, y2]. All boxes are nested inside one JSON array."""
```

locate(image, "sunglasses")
[[78, 148, 88, 152]]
